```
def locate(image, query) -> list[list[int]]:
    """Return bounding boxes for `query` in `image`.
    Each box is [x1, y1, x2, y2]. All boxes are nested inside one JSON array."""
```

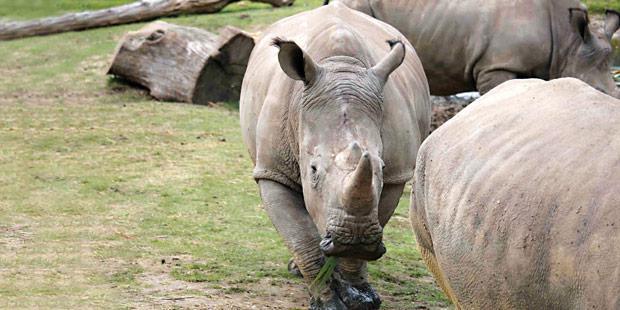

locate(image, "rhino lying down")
[[329, 0, 620, 97], [411, 78, 620, 309], [240, 3, 430, 309]]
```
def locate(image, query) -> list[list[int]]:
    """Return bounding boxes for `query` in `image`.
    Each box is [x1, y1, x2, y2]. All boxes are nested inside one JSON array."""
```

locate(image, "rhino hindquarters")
[[410, 162, 461, 307]]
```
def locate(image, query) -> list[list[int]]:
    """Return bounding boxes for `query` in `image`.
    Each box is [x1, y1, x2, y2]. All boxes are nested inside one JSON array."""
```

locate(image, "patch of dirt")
[[79, 55, 111, 75], [0, 224, 32, 251], [0, 91, 106, 105], [430, 95, 477, 132], [131, 257, 308, 309]]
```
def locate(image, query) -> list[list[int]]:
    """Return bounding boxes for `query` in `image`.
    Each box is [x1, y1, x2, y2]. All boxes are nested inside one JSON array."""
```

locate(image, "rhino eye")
[[310, 164, 321, 188]]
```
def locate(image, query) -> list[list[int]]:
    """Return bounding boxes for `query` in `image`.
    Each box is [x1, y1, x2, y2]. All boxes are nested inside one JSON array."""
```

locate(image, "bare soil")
[[132, 257, 309, 309], [430, 95, 477, 132]]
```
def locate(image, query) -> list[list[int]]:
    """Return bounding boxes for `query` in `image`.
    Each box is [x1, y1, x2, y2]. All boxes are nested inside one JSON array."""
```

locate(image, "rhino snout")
[[319, 225, 386, 260]]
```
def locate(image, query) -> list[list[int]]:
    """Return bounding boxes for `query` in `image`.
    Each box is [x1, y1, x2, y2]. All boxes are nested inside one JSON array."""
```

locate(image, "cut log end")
[[107, 21, 255, 104]]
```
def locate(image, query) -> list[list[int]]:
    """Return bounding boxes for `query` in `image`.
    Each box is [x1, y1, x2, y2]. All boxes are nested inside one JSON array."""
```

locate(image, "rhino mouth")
[[319, 233, 386, 261]]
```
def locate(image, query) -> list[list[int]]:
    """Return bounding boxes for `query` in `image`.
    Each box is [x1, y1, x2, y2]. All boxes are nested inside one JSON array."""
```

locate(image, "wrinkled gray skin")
[[329, 0, 620, 97], [412, 78, 620, 309], [240, 3, 430, 309]]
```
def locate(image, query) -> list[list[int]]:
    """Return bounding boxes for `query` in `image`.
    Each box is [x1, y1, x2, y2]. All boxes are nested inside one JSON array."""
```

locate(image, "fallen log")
[[0, 0, 293, 41], [107, 21, 255, 104]]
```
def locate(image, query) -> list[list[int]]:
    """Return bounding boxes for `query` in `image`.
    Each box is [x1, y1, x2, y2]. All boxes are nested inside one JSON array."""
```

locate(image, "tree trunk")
[[107, 21, 255, 104], [0, 0, 293, 41]]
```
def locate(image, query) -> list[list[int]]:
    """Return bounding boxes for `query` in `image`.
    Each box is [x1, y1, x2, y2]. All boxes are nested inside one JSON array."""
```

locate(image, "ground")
[[0, 0, 617, 309], [0, 1, 450, 309]]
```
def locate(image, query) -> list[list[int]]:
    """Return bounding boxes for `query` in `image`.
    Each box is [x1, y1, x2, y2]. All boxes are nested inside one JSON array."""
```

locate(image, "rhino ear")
[[569, 8, 591, 42], [605, 9, 620, 40], [272, 38, 320, 85], [369, 39, 406, 87]]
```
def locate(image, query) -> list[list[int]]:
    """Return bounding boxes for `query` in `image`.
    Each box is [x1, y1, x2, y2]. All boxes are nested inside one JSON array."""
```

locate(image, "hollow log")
[[107, 21, 255, 104], [0, 0, 293, 41]]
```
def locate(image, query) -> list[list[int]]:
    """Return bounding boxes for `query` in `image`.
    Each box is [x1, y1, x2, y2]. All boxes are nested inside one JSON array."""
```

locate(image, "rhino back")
[[363, 0, 585, 95], [240, 3, 430, 189], [416, 78, 620, 308]]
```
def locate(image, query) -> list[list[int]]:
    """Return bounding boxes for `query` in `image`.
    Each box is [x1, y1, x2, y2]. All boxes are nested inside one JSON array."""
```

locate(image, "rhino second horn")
[[342, 152, 375, 209], [346, 141, 363, 164]]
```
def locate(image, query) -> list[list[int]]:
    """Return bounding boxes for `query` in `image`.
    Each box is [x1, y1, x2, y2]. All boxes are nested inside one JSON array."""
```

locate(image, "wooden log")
[[0, 0, 293, 41], [107, 21, 255, 104]]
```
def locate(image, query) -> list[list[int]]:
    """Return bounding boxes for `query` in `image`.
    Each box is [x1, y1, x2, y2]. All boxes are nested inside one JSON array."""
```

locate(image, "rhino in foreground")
[[328, 0, 620, 97], [411, 78, 620, 309], [240, 3, 430, 309]]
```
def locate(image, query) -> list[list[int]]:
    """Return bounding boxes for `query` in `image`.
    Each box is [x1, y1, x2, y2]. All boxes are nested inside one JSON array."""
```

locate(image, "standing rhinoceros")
[[240, 3, 430, 309], [411, 78, 620, 309], [327, 0, 620, 97]]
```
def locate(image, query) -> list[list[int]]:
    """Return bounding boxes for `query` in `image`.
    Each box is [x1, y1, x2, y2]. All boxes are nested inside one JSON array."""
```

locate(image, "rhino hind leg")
[[476, 69, 518, 94]]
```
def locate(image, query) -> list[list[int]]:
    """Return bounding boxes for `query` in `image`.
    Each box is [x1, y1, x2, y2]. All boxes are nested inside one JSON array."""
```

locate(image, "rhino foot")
[[309, 294, 347, 310], [332, 278, 381, 310], [307, 267, 380, 310]]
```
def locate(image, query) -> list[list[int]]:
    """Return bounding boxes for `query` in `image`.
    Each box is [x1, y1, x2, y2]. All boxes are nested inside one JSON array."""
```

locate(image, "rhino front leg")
[[476, 69, 518, 94], [258, 179, 345, 309], [378, 183, 406, 226], [334, 258, 381, 310]]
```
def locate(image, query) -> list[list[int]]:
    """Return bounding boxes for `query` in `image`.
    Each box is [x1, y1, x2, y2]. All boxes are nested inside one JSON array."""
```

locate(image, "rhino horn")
[[370, 39, 406, 87], [342, 152, 375, 209], [605, 9, 620, 39]]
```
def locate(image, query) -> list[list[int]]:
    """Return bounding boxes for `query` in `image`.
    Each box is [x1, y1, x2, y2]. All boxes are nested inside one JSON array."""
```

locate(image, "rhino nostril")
[[319, 237, 335, 254], [375, 242, 387, 257]]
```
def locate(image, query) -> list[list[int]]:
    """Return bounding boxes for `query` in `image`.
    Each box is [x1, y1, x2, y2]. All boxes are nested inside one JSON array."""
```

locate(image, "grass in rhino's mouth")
[[310, 257, 338, 295]]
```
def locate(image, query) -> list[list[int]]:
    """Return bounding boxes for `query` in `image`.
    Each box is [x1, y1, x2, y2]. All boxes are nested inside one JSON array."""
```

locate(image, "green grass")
[[584, 0, 620, 14], [0, 0, 135, 20], [0, 0, 449, 309]]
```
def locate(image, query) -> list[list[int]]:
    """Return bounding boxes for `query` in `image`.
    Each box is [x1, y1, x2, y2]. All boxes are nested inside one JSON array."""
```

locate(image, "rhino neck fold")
[[547, 2, 560, 79]]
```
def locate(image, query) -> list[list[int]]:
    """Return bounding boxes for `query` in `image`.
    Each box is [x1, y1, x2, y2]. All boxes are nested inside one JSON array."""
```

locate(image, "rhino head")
[[273, 38, 405, 260], [562, 8, 620, 98]]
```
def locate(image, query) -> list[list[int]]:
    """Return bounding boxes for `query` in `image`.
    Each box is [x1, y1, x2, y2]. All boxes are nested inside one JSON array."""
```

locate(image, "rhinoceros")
[[240, 3, 430, 309], [326, 0, 620, 97], [411, 78, 620, 309]]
